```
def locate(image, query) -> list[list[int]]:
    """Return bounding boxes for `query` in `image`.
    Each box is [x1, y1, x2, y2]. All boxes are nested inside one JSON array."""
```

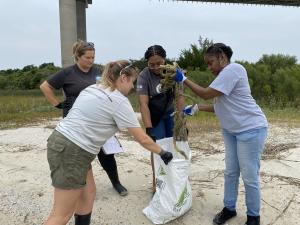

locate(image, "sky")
[[1, 0, 300, 70]]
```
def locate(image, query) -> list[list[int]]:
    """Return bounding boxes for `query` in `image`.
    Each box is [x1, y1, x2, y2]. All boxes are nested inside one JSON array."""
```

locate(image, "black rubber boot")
[[97, 149, 128, 196], [245, 215, 260, 225], [107, 169, 128, 196], [213, 207, 237, 225], [74, 212, 91, 225]]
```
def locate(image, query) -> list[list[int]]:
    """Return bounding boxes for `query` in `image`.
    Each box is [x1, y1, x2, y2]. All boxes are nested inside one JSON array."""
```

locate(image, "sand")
[[0, 118, 299, 225]]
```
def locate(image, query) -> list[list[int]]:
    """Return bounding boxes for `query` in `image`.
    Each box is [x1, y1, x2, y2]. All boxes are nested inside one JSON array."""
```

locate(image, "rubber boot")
[[107, 169, 128, 196], [74, 212, 91, 225]]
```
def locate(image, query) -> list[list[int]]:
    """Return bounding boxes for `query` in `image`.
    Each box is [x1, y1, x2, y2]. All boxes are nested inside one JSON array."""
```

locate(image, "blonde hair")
[[72, 40, 95, 62], [101, 60, 138, 90]]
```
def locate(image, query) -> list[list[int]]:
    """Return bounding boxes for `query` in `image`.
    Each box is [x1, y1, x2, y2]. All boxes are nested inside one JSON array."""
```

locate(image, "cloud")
[[1, 0, 299, 69]]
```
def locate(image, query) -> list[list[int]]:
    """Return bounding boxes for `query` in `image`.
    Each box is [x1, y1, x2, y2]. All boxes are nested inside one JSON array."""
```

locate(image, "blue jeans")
[[151, 111, 174, 140], [222, 127, 267, 216]]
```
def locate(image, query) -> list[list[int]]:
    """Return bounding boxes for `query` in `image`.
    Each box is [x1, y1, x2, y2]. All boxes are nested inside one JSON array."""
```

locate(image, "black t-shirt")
[[136, 67, 174, 126], [47, 64, 99, 117]]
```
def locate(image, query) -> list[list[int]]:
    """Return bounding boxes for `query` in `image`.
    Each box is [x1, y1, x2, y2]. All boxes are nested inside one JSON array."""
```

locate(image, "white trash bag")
[[143, 137, 192, 224]]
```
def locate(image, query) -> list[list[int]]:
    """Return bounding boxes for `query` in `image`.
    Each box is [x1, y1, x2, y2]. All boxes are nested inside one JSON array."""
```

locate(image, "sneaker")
[[213, 207, 237, 225], [245, 215, 260, 225]]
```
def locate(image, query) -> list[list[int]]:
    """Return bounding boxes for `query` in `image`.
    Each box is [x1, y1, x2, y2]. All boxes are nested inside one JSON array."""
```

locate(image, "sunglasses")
[[124, 63, 134, 70], [119, 63, 135, 75], [84, 42, 95, 48]]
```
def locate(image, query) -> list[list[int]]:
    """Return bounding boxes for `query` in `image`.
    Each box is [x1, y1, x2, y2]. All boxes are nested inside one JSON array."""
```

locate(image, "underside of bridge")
[[59, 0, 299, 67], [171, 0, 300, 7]]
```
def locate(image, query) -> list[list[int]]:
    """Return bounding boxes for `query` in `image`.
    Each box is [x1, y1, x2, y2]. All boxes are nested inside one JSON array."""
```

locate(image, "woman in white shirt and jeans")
[[177, 43, 268, 225]]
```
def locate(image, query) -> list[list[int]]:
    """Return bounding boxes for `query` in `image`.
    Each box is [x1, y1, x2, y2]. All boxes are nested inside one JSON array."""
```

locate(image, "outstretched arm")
[[184, 79, 221, 100], [127, 127, 173, 165], [127, 127, 160, 153], [175, 69, 222, 100]]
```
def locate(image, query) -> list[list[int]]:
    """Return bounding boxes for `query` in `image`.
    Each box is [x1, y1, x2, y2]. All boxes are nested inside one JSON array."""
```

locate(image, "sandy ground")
[[0, 118, 300, 225]]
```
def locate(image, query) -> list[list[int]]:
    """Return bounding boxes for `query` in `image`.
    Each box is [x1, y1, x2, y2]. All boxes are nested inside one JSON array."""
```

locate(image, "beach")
[[0, 118, 299, 225]]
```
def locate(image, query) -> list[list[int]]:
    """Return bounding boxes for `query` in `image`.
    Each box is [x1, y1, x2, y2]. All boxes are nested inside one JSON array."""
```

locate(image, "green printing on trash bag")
[[174, 184, 189, 209], [158, 165, 167, 176]]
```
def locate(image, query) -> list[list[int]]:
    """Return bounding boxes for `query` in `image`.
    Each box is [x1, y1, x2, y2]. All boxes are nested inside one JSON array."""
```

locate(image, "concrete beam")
[[171, 0, 300, 7]]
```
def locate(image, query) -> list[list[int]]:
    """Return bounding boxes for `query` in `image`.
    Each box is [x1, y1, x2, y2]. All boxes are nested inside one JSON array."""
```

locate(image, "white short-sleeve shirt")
[[209, 63, 268, 133], [56, 84, 140, 154]]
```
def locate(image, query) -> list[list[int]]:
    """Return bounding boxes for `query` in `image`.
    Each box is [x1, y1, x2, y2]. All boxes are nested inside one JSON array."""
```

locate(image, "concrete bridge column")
[[76, 0, 87, 42], [59, 0, 77, 67]]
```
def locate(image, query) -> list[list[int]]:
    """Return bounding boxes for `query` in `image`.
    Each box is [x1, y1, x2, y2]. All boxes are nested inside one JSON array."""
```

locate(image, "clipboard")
[[102, 135, 124, 155]]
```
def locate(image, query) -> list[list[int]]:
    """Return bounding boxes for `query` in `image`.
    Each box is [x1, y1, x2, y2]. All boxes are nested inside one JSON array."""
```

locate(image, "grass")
[[1, 89, 299, 130], [0, 90, 62, 129], [263, 107, 300, 124]]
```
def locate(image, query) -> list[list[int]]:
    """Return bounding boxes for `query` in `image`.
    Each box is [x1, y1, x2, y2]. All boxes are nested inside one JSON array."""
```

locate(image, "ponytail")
[[205, 43, 233, 61]]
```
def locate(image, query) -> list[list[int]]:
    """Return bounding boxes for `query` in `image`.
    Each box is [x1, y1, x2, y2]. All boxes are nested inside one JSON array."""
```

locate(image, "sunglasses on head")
[[84, 42, 95, 48], [119, 63, 135, 75]]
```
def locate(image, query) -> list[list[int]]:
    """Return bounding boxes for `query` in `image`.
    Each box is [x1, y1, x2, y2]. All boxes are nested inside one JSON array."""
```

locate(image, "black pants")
[[97, 147, 117, 172]]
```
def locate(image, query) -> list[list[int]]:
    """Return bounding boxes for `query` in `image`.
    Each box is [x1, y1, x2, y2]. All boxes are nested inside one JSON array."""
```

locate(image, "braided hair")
[[205, 43, 233, 61], [144, 45, 166, 60]]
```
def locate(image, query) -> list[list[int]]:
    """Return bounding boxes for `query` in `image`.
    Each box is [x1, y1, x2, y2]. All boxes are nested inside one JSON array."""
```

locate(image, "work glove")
[[146, 127, 156, 141], [183, 104, 199, 116], [159, 149, 173, 165], [175, 68, 187, 83], [55, 101, 65, 109]]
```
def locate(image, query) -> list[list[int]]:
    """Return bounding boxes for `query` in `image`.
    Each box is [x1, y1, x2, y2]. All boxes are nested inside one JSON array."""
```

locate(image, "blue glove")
[[183, 104, 199, 116], [175, 68, 187, 82]]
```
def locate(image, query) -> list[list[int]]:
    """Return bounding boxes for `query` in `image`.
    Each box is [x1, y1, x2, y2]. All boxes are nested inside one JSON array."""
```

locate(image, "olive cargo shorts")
[[47, 130, 96, 189]]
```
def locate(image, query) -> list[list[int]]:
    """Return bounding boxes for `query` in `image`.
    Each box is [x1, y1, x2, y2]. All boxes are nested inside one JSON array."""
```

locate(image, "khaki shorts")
[[47, 130, 96, 189]]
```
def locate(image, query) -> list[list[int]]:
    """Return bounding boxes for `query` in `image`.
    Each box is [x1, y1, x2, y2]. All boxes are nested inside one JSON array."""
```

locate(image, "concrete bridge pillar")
[[59, 0, 91, 67], [76, 0, 87, 41]]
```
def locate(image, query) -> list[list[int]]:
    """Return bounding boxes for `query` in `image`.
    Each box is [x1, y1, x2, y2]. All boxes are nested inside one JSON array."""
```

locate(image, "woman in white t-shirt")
[[176, 43, 268, 225], [40, 40, 129, 198], [44, 60, 173, 225]]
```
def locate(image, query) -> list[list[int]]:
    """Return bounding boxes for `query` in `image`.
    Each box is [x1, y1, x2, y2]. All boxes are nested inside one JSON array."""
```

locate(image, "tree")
[[242, 62, 272, 100], [177, 36, 213, 70], [22, 65, 36, 72], [39, 63, 55, 69], [0, 76, 7, 89], [257, 54, 297, 74], [273, 65, 300, 103]]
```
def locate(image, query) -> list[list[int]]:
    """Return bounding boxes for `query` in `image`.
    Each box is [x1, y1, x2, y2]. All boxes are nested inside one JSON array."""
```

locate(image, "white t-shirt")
[[56, 84, 140, 154], [209, 63, 268, 133]]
